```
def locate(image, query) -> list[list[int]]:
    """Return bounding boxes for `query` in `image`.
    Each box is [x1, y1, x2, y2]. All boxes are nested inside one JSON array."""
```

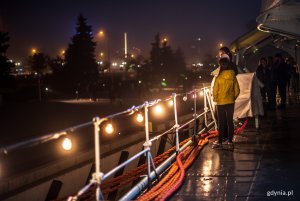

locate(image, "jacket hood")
[[219, 70, 235, 80]]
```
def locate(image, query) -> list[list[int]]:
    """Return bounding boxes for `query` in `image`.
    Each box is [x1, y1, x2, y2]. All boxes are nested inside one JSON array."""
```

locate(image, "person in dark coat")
[[256, 57, 271, 101], [274, 53, 289, 108], [267, 56, 277, 110]]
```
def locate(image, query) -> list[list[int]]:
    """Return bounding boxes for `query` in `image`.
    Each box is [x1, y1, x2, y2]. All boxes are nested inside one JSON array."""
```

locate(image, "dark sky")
[[2, 0, 262, 63]]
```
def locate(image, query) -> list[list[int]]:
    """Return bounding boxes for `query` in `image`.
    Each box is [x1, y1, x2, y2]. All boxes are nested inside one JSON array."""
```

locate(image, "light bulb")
[[136, 113, 144, 122], [62, 137, 72, 151], [105, 123, 114, 134]]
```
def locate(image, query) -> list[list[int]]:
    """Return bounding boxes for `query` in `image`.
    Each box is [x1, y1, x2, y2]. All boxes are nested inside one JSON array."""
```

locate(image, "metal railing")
[[0, 87, 217, 201], [68, 87, 216, 201]]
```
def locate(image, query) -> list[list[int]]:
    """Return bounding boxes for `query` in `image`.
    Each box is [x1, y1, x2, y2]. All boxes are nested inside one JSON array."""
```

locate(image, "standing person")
[[218, 46, 239, 75], [290, 58, 300, 92], [267, 56, 277, 110], [256, 57, 271, 101], [212, 46, 238, 143], [274, 54, 289, 108], [212, 58, 240, 149]]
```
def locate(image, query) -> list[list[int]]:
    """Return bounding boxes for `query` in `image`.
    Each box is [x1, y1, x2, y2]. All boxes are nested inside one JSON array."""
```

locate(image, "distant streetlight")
[[99, 30, 104, 37], [61, 50, 65, 55], [219, 43, 223, 48], [31, 48, 37, 55], [163, 37, 168, 43], [100, 52, 104, 58]]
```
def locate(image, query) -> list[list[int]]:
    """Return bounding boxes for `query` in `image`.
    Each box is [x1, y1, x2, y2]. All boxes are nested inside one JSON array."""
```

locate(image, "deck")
[[171, 99, 300, 201]]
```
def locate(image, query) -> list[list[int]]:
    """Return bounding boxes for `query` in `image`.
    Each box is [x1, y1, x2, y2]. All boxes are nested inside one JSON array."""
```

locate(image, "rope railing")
[[64, 87, 217, 201], [1, 86, 217, 201]]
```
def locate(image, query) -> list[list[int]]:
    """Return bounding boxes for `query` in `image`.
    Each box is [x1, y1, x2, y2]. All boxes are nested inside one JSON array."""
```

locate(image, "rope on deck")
[[137, 118, 248, 201], [56, 119, 248, 201]]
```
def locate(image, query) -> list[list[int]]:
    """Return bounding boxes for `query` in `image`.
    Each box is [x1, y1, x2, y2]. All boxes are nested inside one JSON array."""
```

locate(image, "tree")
[[63, 14, 98, 95], [29, 53, 48, 74], [0, 32, 14, 89], [150, 33, 162, 73], [149, 34, 187, 87], [49, 55, 64, 75], [28, 52, 48, 101], [173, 48, 186, 74]]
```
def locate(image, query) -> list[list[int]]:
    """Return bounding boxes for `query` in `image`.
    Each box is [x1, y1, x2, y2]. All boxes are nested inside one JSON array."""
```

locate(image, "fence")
[[0, 87, 217, 201]]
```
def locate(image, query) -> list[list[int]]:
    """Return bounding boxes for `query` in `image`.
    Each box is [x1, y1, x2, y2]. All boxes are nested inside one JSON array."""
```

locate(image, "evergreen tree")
[[28, 52, 49, 101], [149, 33, 187, 86], [173, 48, 186, 74], [64, 14, 98, 94], [161, 40, 174, 77], [0, 31, 14, 90], [28, 53, 48, 74], [150, 33, 161, 72]]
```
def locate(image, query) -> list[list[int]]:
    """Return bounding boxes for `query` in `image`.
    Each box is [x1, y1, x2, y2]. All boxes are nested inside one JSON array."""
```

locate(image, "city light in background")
[[98, 30, 104, 37], [31, 48, 37, 55]]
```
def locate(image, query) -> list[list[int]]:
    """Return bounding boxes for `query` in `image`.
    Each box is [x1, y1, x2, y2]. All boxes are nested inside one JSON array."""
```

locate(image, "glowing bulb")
[[62, 137, 72, 151], [183, 96, 187, 101], [105, 123, 114, 134], [168, 100, 174, 106], [136, 113, 144, 122], [99, 30, 104, 36], [192, 94, 197, 99], [154, 105, 163, 115], [199, 91, 204, 96]]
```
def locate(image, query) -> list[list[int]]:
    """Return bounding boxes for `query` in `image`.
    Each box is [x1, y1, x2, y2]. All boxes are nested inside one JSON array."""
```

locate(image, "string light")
[[154, 104, 163, 115], [105, 123, 114, 134], [62, 137, 72, 151], [192, 94, 197, 99], [168, 100, 174, 106], [183, 96, 187, 101], [136, 113, 144, 123], [199, 91, 204, 96]]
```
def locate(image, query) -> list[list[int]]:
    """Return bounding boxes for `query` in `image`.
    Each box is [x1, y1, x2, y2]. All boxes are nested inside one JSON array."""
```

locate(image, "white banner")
[[211, 72, 264, 119]]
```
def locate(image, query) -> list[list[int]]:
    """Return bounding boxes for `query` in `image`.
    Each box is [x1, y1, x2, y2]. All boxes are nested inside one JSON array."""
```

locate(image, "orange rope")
[[56, 119, 248, 201]]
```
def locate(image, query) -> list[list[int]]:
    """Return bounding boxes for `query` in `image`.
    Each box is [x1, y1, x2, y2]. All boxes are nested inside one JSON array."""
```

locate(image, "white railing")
[[0, 87, 217, 201]]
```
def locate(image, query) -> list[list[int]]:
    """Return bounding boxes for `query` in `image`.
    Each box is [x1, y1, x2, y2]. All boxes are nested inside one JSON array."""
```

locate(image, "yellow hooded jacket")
[[213, 70, 240, 105]]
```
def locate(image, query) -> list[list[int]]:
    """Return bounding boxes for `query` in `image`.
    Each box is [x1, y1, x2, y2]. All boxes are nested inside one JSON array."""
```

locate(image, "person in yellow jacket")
[[212, 58, 240, 149]]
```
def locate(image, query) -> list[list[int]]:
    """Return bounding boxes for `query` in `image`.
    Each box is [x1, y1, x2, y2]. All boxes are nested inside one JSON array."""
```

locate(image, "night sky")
[[2, 0, 262, 64]]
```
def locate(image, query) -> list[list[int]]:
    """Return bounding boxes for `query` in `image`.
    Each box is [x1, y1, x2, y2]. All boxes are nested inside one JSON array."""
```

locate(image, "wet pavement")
[[172, 102, 300, 201]]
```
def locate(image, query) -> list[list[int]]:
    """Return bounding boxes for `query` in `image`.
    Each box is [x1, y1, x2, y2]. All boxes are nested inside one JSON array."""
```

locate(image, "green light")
[[161, 81, 167, 87]]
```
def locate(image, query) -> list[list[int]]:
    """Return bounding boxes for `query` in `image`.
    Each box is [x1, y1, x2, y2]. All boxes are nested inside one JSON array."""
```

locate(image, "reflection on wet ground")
[[172, 103, 300, 201]]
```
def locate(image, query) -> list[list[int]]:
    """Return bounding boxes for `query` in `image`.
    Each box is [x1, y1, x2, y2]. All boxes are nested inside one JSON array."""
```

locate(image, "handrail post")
[[143, 102, 152, 188], [92, 117, 105, 201], [193, 90, 198, 137], [173, 93, 180, 153], [203, 88, 208, 127], [204, 89, 217, 130]]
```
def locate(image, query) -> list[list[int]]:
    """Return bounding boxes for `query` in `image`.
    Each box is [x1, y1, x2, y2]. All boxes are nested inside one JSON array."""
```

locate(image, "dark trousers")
[[278, 81, 287, 106], [268, 82, 277, 109], [217, 104, 234, 143]]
